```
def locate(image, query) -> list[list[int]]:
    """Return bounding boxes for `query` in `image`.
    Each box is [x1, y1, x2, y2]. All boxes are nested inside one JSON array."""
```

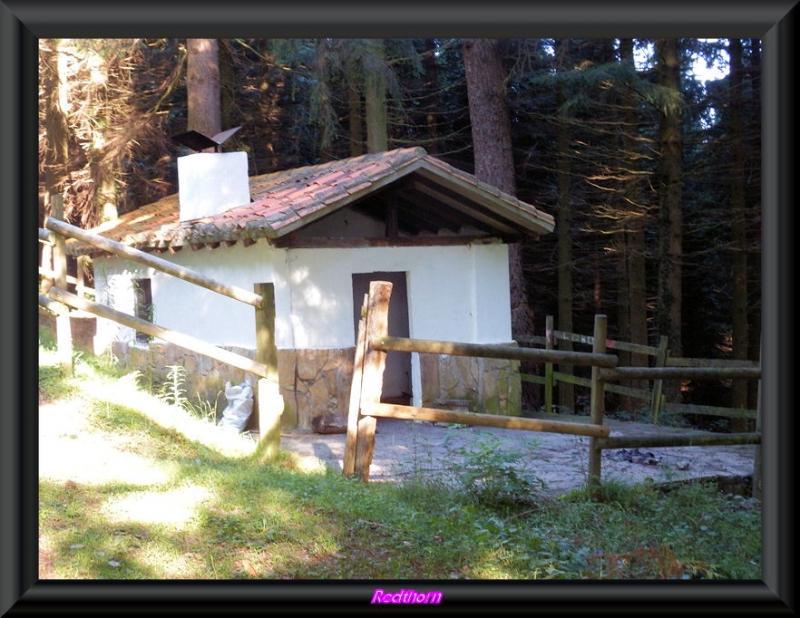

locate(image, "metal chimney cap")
[[172, 126, 242, 153]]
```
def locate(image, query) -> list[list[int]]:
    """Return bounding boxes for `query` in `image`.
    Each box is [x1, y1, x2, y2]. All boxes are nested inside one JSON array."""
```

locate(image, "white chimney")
[[177, 151, 251, 222]]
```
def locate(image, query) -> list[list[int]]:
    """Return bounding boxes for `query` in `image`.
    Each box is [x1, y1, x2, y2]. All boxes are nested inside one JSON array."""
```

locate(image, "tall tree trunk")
[[187, 38, 221, 143], [219, 40, 236, 132], [40, 39, 70, 210], [745, 38, 761, 415], [424, 38, 440, 155], [728, 38, 749, 430], [88, 46, 118, 222], [464, 38, 535, 412], [655, 38, 684, 401], [348, 78, 364, 157], [364, 39, 388, 154], [617, 38, 649, 417], [555, 39, 575, 413], [463, 38, 534, 343]]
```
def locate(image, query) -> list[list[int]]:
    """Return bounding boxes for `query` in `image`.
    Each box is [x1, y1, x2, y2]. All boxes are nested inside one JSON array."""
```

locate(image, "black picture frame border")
[[4, 1, 795, 614]]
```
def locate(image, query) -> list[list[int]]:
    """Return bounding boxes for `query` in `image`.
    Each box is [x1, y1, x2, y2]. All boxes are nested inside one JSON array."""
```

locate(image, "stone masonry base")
[[107, 340, 521, 433]]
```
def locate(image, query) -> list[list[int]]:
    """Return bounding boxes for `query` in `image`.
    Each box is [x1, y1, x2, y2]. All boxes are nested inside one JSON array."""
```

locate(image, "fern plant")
[[158, 364, 189, 409]]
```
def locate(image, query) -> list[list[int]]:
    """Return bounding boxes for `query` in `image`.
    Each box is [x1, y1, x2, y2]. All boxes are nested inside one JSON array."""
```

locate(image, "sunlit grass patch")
[[101, 484, 213, 530]]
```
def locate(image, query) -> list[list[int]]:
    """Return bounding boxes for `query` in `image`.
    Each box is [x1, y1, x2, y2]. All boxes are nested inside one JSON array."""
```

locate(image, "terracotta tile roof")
[[67, 147, 554, 255]]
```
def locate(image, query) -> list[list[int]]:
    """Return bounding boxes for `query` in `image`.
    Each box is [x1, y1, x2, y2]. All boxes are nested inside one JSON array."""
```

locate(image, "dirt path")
[[39, 394, 757, 498], [280, 416, 758, 495]]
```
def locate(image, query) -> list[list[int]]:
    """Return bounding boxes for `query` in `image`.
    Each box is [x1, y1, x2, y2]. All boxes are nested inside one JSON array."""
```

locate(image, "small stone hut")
[[67, 147, 554, 432]]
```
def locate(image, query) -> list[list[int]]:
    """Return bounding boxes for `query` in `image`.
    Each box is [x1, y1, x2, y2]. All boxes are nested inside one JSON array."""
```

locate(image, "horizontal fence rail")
[[347, 282, 762, 498], [519, 316, 760, 422], [38, 266, 95, 296], [372, 336, 619, 368], [47, 286, 270, 379], [41, 206, 284, 462], [599, 366, 761, 381], [596, 433, 762, 450], [365, 402, 611, 438], [44, 219, 263, 309]]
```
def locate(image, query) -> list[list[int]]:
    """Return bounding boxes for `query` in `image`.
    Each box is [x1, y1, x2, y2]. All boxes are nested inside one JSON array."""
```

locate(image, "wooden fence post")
[[650, 335, 669, 423], [76, 255, 87, 299], [40, 237, 53, 295], [587, 314, 607, 494], [343, 294, 368, 477], [253, 282, 283, 462], [544, 315, 554, 414], [49, 195, 73, 377], [352, 281, 392, 482], [753, 339, 762, 500]]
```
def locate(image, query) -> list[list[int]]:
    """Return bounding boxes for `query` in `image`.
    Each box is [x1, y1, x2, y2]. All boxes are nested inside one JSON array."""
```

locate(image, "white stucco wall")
[[283, 243, 511, 347], [92, 239, 513, 405], [93, 241, 288, 352]]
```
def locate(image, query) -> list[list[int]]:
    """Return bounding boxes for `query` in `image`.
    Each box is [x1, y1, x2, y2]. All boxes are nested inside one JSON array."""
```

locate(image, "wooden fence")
[[38, 198, 283, 461], [518, 316, 759, 424], [345, 281, 762, 497]]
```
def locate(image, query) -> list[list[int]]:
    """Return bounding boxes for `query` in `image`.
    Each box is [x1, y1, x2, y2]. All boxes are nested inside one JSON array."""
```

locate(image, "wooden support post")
[[49, 195, 73, 377], [544, 315, 554, 414], [753, 339, 762, 500], [353, 281, 392, 482], [650, 335, 669, 423], [587, 314, 607, 494], [40, 237, 53, 295], [76, 255, 87, 299], [253, 283, 283, 463], [343, 294, 368, 477]]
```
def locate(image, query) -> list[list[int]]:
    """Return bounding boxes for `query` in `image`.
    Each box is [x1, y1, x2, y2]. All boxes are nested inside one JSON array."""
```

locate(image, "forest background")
[[37, 37, 762, 430]]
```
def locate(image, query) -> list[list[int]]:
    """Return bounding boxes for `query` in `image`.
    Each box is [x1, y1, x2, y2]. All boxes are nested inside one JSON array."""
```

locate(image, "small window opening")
[[133, 278, 153, 344]]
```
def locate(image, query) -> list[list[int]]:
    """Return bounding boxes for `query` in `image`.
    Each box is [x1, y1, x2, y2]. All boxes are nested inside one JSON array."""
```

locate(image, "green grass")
[[38, 337, 761, 580]]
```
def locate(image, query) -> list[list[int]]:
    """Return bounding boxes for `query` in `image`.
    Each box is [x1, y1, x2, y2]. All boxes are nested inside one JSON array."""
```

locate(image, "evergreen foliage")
[[38, 37, 761, 421]]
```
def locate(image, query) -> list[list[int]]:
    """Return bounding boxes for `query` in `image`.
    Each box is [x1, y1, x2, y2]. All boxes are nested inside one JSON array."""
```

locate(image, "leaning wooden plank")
[[47, 286, 269, 378], [354, 416, 377, 483], [45, 218, 263, 309], [366, 402, 611, 439], [343, 295, 368, 477], [353, 281, 392, 482]]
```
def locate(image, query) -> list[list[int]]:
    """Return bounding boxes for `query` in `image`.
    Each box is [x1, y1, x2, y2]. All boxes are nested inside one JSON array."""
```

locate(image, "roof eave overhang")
[[65, 149, 555, 257]]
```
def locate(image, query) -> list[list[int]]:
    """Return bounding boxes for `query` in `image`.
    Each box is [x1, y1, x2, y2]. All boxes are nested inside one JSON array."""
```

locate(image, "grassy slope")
[[38, 344, 761, 581]]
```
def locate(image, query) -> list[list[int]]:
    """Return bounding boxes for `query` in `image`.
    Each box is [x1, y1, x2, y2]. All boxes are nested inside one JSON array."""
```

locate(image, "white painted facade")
[[93, 238, 512, 408]]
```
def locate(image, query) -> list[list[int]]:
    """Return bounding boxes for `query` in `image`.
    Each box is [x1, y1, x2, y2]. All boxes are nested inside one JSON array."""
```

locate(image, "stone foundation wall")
[[107, 340, 521, 433], [419, 350, 522, 416], [111, 340, 265, 429], [110, 341, 355, 433], [278, 348, 355, 433]]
